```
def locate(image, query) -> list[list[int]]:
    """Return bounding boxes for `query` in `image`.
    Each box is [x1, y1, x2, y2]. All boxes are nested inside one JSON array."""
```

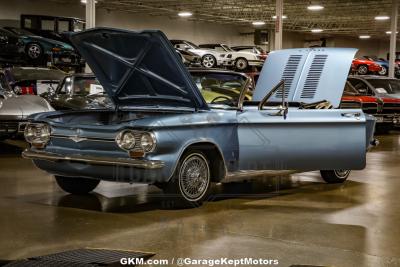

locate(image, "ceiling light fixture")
[[272, 15, 287, 19], [359, 35, 371, 39], [386, 31, 399, 34], [311, 29, 323, 33], [252, 21, 266, 26], [307, 4, 324, 11], [375, 15, 390, 20], [178, 11, 193, 17], [81, 0, 98, 4]]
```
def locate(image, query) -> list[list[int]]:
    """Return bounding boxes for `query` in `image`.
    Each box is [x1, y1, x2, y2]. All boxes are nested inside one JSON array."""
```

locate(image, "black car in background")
[[0, 29, 24, 64], [20, 14, 85, 43]]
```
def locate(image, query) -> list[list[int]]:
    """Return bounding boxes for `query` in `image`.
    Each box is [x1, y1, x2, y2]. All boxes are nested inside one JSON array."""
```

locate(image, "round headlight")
[[24, 123, 51, 147], [116, 130, 136, 150], [140, 133, 156, 152]]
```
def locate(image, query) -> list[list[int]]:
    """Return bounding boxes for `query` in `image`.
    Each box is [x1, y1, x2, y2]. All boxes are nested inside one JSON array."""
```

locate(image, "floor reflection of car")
[[0, 70, 54, 140], [22, 28, 375, 208], [188, 68, 252, 103], [341, 81, 400, 130], [3, 67, 65, 95], [41, 73, 113, 110]]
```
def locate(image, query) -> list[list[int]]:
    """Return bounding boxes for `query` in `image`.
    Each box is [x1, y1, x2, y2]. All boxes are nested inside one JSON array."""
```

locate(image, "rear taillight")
[[21, 86, 35, 95]]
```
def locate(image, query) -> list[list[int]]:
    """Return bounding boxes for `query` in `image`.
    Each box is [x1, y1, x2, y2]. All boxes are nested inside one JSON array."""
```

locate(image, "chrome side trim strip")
[[51, 135, 115, 143], [22, 149, 164, 169], [222, 170, 299, 182]]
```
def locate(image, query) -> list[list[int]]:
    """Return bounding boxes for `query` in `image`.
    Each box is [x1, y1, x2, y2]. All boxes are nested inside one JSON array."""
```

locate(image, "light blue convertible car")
[[22, 28, 376, 207]]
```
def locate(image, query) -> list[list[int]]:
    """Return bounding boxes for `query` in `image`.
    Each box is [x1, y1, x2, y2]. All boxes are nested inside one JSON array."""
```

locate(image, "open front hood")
[[253, 48, 357, 108], [70, 28, 208, 110]]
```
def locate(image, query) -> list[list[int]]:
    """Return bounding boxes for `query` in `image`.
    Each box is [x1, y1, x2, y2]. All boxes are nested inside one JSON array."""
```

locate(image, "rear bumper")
[[22, 149, 165, 169], [248, 60, 264, 67]]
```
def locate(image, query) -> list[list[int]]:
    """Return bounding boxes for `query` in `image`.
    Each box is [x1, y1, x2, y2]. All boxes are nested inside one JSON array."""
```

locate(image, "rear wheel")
[[378, 66, 388, 76], [162, 150, 211, 208], [320, 170, 351, 184], [26, 43, 43, 60], [55, 176, 100, 194], [235, 57, 248, 70]]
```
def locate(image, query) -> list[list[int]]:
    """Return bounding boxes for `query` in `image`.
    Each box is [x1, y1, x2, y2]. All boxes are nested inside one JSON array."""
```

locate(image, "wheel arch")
[[171, 141, 227, 183]]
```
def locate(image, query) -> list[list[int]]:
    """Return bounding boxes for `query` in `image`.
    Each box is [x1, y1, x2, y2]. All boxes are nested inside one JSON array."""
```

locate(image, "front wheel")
[[163, 150, 211, 208], [320, 170, 351, 184], [55, 176, 100, 194], [357, 65, 368, 75]]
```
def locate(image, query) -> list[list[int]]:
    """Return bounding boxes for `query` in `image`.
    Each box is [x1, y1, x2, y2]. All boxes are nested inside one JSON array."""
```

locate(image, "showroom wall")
[[0, 0, 397, 57]]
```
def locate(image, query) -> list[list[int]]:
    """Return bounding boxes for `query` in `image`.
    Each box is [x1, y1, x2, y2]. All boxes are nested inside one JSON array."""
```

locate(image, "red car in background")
[[341, 81, 400, 131], [352, 58, 382, 75]]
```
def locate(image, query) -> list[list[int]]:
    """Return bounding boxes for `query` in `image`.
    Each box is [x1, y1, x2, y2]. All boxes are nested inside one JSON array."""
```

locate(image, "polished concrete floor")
[[1, 134, 400, 267]]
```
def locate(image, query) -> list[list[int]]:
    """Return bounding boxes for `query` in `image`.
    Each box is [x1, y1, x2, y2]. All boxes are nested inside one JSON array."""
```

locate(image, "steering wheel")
[[210, 96, 234, 105]]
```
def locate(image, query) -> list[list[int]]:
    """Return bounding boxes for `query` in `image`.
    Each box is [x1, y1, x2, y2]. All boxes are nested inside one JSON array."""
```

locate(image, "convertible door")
[[238, 47, 366, 171], [237, 108, 367, 171]]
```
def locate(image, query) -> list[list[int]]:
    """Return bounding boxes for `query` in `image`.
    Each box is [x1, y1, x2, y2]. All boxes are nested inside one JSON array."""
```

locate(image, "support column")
[[274, 0, 283, 50], [389, 0, 398, 78], [85, 0, 95, 73], [86, 0, 96, 29]]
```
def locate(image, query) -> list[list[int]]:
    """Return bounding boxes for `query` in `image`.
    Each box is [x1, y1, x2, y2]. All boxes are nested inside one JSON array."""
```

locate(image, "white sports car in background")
[[199, 43, 264, 70], [170, 39, 230, 68]]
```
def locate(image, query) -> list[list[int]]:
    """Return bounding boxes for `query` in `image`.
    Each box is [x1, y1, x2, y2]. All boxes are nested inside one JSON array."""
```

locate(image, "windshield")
[[184, 41, 199, 49], [363, 56, 377, 61], [190, 72, 248, 105], [73, 20, 85, 32], [367, 79, 400, 94], [6, 27, 33, 36], [255, 46, 265, 54], [343, 81, 359, 96], [221, 44, 234, 52]]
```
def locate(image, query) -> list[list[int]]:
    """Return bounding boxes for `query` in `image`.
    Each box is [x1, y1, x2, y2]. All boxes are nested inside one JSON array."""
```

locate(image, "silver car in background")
[[0, 70, 54, 140]]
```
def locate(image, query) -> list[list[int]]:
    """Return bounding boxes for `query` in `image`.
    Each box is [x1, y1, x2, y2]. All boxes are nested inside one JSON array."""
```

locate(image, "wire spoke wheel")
[[178, 153, 210, 201]]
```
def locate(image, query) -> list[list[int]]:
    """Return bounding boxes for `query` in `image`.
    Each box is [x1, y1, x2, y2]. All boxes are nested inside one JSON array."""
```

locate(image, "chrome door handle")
[[341, 112, 361, 120]]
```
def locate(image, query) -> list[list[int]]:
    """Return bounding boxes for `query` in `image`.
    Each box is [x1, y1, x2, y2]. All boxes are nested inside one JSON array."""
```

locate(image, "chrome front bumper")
[[22, 149, 165, 169]]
